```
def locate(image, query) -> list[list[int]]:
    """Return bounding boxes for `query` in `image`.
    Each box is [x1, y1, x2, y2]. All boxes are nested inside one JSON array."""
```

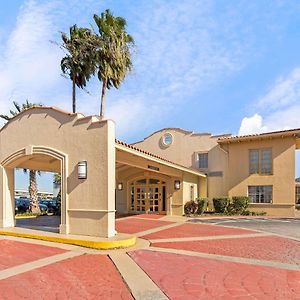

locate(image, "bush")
[[241, 210, 267, 216], [213, 197, 230, 213], [296, 204, 300, 211], [184, 200, 198, 216], [196, 198, 208, 215], [231, 196, 250, 214]]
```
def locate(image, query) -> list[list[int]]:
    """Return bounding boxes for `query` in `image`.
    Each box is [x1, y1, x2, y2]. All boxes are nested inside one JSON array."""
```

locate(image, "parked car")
[[39, 199, 58, 213], [15, 198, 48, 214]]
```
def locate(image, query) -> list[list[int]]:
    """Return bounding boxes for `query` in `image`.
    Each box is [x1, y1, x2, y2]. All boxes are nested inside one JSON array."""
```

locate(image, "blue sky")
[[1, 0, 300, 191]]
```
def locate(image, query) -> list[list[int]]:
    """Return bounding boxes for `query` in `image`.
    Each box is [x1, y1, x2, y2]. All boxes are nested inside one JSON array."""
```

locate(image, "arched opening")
[[1, 146, 68, 234], [128, 177, 167, 214]]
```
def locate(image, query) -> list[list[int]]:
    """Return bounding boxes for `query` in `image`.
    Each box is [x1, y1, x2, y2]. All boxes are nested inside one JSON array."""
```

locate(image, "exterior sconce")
[[117, 183, 123, 191], [78, 161, 87, 179], [174, 180, 181, 190]]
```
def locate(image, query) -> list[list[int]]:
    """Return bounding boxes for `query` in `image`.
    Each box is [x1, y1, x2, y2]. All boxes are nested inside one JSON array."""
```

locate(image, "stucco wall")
[[223, 137, 296, 216], [0, 107, 116, 237]]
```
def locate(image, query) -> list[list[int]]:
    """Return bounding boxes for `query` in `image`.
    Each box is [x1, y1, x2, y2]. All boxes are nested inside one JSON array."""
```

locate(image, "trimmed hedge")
[[196, 198, 208, 215], [213, 197, 230, 213]]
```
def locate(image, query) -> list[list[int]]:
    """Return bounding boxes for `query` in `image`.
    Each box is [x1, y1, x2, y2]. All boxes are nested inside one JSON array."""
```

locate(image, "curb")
[[0, 231, 136, 250], [15, 215, 38, 219]]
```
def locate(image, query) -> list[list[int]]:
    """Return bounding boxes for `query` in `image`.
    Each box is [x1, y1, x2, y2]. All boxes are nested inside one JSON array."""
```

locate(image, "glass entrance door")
[[129, 178, 166, 214]]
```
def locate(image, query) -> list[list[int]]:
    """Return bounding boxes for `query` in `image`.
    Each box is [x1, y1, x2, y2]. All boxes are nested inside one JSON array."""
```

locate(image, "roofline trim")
[[218, 127, 300, 144], [115, 140, 206, 177]]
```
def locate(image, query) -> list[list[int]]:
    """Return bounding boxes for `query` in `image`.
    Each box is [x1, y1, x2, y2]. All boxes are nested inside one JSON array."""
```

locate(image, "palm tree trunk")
[[29, 170, 40, 214], [72, 75, 76, 113], [100, 78, 107, 118]]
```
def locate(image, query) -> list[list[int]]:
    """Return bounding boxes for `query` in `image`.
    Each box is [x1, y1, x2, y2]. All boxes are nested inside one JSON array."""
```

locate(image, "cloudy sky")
[[1, 0, 300, 190]]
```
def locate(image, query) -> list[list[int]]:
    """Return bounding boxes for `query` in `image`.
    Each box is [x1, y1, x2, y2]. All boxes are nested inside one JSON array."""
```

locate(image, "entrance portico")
[[115, 140, 207, 216], [0, 107, 116, 238]]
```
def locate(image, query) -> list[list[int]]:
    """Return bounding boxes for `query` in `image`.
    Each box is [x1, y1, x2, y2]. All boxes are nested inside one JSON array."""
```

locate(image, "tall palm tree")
[[60, 25, 96, 113], [0, 101, 43, 214], [53, 173, 61, 215], [93, 9, 135, 118]]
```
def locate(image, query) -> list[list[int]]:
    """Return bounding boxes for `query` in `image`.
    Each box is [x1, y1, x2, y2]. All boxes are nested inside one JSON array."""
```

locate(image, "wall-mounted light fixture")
[[174, 180, 181, 190], [117, 182, 123, 191], [78, 161, 87, 179]]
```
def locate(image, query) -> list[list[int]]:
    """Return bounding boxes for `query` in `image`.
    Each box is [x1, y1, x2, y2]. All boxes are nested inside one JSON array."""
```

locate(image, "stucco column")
[[0, 166, 15, 228], [106, 120, 116, 237]]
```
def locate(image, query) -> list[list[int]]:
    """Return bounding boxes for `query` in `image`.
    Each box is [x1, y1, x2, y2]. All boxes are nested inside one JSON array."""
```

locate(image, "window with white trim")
[[198, 153, 208, 169], [249, 149, 272, 175], [248, 185, 273, 203]]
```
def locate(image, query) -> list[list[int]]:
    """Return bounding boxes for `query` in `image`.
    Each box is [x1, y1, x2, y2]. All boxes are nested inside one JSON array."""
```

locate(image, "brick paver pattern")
[[152, 235, 300, 265], [0, 254, 133, 300], [129, 249, 300, 300], [142, 223, 257, 240], [116, 217, 174, 234], [0, 239, 66, 270]]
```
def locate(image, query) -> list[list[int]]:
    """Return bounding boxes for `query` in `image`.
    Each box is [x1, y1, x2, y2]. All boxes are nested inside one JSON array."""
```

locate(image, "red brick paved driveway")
[[129, 249, 300, 300], [1, 216, 300, 299]]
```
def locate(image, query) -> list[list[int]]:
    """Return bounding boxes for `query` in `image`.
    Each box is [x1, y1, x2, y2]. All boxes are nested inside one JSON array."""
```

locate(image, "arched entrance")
[[128, 177, 167, 214], [0, 146, 68, 233]]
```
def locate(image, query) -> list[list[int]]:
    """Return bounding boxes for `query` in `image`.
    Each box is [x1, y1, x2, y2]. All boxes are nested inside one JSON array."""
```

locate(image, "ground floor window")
[[248, 185, 273, 203]]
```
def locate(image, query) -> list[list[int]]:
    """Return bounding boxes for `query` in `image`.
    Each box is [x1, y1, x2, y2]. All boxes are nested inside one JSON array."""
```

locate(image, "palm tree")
[[93, 9, 135, 118], [60, 25, 96, 113], [53, 173, 61, 215], [0, 101, 43, 214]]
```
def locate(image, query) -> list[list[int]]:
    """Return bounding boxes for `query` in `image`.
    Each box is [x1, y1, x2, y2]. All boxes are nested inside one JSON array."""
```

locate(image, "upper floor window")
[[198, 153, 208, 169], [249, 149, 272, 175], [248, 185, 273, 203]]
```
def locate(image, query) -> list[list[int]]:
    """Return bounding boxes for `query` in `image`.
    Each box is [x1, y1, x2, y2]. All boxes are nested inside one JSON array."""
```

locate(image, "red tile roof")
[[218, 128, 300, 143], [115, 139, 205, 176]]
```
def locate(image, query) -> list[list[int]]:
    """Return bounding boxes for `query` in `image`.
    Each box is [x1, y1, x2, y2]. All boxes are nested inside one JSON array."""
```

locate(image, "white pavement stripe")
[[0, 251, 82, 280], [110, 252, 168, 300], [149, 247, 300, 272], [149, 232, 272, 243], [136, 222, 182, 238]]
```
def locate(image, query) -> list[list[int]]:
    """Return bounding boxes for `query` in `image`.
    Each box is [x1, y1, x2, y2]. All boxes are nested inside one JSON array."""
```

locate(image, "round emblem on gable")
[[162, 133, 173, 147]]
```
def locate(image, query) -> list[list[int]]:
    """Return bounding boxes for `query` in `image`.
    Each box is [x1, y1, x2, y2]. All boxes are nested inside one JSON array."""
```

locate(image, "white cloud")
[[238, 114, 267, 135], [239, 68, 300, 135]]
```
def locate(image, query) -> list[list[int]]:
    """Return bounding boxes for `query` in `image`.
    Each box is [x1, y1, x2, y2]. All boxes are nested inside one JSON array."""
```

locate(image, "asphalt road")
[[189, 218, 300, 239], [16, 215, 60, 233]]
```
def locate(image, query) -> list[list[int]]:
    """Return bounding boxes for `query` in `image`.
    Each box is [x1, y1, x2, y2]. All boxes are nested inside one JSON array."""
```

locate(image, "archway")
[[0, 146, 68, 233]]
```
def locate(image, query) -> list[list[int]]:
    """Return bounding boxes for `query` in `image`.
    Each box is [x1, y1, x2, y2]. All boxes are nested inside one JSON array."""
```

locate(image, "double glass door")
[[130, 178, 166, 214]]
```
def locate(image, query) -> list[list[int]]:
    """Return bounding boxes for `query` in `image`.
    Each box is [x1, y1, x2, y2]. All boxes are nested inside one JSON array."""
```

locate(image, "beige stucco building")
[[0, 107, 298, 238], [133, 127, 300, 217]]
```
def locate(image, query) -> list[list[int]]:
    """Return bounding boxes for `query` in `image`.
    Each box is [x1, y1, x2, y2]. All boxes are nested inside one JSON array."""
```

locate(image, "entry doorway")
[[129, 178, 166, 214]]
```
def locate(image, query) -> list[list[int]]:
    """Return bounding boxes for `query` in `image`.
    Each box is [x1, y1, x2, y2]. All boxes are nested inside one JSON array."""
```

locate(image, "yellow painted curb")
[[15, 215, 38, 219], [0, 231, 136, 250]]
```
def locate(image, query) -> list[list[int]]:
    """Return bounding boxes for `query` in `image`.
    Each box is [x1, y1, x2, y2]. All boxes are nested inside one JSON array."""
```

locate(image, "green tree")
[[60, 25, 96, 113], [53, 173, 61, 215], [0, 101, 43, 214], [93, 9, 135, 117]]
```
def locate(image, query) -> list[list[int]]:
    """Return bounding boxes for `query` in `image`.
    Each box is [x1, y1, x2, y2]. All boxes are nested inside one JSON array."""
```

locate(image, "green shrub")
[[196, 198, 208, 215], [213, 197, 230, 213], [231, 196, 250, 214], [241, 210, 267, 216], [296, 204, 300, 211], [184, 200, 197, 216]]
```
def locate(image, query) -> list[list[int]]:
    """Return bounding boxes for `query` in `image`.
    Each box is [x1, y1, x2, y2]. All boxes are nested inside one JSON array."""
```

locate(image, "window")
[[190, 185, 194, 201], [248, 186, 273, 203], [198, 153, 208, 169], [249, 149, 272, 175], [162, 133, 173, 146]]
